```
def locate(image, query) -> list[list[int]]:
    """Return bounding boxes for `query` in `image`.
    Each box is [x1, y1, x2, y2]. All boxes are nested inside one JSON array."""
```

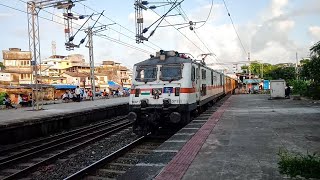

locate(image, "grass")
[[278, 149, 320, 179]]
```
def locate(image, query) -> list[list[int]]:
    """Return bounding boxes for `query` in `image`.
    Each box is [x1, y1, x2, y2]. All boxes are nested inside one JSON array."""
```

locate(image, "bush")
[[278, 149, 320, 179], [308, 82, 320, 100], [0, 92, 6, 105], [289, 80, 310, 96]]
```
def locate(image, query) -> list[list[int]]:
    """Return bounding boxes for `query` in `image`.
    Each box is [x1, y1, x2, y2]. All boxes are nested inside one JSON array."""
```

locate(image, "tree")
[[268, 66, 295, 81], [0, 62, 5, 70], [310, 41, 320, 57]]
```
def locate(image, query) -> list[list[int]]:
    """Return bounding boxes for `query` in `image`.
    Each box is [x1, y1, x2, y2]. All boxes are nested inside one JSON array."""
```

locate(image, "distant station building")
[[96, 60, 132, 88], [1, 48, 33, 85]]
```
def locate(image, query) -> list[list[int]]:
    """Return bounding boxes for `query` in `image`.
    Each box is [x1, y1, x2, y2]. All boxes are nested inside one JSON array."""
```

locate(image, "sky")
[[0, 0, 319, 71]]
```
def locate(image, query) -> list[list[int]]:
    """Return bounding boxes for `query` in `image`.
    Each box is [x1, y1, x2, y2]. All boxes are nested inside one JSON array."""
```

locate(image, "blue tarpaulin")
[[263, 80, 270, 90], [51, 84, 77, 90], [243, 79, 261, 84], [108, 81, 121, 90]]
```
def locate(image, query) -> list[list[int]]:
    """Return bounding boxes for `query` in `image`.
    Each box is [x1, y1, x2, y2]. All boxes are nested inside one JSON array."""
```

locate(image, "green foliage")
[[289, 80, 309, 95], [278, 149, 320, 179], [310, 41, 320, 57], [308, 82, 320, 100], [267, 66, 295, 82], [0, 62, 4, 70], [0, 92, 7, 105]]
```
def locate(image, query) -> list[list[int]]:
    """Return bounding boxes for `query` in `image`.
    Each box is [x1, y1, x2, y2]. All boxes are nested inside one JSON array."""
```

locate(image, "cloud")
[[308, 26, 320, 40], [0, 13, 12, 19]]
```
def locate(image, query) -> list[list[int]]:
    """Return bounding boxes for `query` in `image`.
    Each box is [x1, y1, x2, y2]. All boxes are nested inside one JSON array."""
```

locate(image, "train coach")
[[128, 50, 237, 135]]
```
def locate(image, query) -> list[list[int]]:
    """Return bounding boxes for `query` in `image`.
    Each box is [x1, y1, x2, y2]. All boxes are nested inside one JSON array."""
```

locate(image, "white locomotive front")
[[129, 50, 196, 135], [129, 50, 228, 135]]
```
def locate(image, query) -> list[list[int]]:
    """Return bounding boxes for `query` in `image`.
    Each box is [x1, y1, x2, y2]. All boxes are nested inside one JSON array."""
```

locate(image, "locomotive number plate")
[[163, 87, 173, 93]]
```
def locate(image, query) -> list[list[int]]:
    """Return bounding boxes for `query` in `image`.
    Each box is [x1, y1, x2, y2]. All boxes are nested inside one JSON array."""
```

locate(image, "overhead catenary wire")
[[195, 0, 213, 29], [2, 1, 155, 56], [222, 0, 247, 55], [78, 1, 163, 50], [1, 2, 67, 27], [16, 0, 161, 52], [95, 33, 153, 54], [70, 9, 159, 51]]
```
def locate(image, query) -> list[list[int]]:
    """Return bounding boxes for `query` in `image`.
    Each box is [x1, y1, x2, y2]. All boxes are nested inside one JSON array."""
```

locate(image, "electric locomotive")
[[128, 50, 236, 135]]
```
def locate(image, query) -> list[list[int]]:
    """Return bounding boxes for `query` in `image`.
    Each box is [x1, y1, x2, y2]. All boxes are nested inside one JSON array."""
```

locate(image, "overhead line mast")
[[27, 0, 84, 110]]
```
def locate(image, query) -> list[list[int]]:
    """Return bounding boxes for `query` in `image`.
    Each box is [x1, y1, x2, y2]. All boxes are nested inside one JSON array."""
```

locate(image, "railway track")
[[62, 97, 230, 180], [0, 116, 132, 180], [65, 136, 165, 180]]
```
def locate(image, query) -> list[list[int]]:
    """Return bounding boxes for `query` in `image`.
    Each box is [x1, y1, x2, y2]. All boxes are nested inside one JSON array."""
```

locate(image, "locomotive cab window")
[[135, 66, 157, 82], [160, 64, 183, 81]]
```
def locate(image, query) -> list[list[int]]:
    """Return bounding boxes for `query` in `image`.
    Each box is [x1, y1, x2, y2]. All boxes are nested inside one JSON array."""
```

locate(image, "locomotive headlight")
[[175, 87, 180, 96], [135, 88, 140, 97], [163, 98, 171, 108], [141, 99, 148, 108]]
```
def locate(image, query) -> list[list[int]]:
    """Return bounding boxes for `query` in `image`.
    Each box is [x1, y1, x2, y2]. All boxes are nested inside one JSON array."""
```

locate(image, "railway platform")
[[121, 94, 320, 180], [0, 97, 129, 144]]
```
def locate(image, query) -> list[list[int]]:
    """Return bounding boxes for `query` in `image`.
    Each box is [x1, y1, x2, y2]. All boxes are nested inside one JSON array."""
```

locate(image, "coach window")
[[211, 71, 214, 85], [191, 66, 196, 81], [201, 69, 206, 79], [135, 66, 157, 82], [196, 68, 199, 79]]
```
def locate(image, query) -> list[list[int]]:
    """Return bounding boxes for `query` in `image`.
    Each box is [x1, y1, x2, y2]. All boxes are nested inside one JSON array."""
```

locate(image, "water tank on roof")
[[9, 48, 21, 51]]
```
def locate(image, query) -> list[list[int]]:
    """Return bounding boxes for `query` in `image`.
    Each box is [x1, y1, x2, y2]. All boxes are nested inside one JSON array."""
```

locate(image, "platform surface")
[[153, 94, 320, 180], [0, 97, 129, 127]]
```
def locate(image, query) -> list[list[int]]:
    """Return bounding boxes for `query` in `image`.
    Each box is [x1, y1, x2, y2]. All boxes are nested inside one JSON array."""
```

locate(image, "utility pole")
[[52, 41, 56, 56], [86, 27, 96, 101], [261, 63, 263, 79], [296, 52, 298, 80], [27, 0, 82, 110], [248, 52, 251, 79], [27, 1, 40, 110]]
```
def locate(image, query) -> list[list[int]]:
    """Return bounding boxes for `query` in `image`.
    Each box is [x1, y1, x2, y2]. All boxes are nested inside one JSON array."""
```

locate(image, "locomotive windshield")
[[160, 64, 183, 81], [135, 65, 157, 82]]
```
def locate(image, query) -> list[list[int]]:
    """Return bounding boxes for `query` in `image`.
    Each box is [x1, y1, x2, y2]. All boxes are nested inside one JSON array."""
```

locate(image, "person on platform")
[[75, 86, 81, 102], [103, 89, 109, 99], [285, 84, 291, 99], [3, 94, 16, 109], [62, 91, 69, 102], [82, 90, 88, 101]]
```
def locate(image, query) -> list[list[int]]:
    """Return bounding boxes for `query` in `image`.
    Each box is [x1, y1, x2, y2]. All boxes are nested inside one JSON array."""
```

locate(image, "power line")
[[4, 1, 155, 57], [14, 0, 157, 54], [167, 0, 189, 22], [78, 1, 163, 50], [70, 9, 160, 51], [222, 0, 247, 55], [1, 2, 67, 27], [95, 33, 153, 54], [195, 0, 213, 29]]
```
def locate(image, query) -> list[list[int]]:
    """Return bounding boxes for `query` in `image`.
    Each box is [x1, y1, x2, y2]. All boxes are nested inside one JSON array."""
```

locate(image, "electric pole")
[[296, 52, 298, 80], [86, 27, 96, 100], [27, 0, 83, 110], [248, 52, 251, 79]]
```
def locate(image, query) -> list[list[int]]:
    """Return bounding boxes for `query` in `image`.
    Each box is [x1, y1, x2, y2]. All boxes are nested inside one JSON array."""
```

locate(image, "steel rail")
[[0, 115, 126, 156], [64, 136, 146, 180], [2, 121, 133, 180]]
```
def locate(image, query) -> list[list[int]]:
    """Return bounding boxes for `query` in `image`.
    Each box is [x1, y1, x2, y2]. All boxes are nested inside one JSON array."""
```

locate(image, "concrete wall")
[[0, 104, 128, 144]]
